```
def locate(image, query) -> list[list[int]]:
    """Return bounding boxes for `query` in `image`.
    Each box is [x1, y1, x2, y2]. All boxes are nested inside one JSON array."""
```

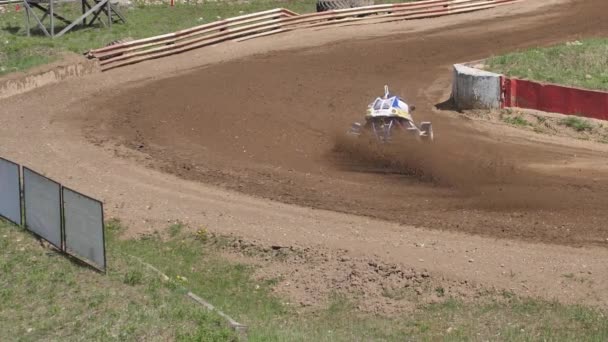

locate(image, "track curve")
[[90, 0, 608, 246]]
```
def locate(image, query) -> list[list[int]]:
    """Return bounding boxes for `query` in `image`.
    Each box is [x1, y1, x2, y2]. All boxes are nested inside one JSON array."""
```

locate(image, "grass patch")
[[560, 116, 594, 132], [0, 219, 235, 341], [3, 217, 608, 341], [168, 221, 185, 237], [487, 38, 608, 91], [502, 115, 531, 127]]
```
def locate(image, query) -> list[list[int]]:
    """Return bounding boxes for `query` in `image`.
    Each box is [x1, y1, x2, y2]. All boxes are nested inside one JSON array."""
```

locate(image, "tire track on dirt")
[[92, 0, 608, 246]]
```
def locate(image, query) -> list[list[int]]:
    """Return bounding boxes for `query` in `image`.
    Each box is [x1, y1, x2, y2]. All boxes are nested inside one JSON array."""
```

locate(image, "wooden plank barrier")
[[86, 0, 522, 71]]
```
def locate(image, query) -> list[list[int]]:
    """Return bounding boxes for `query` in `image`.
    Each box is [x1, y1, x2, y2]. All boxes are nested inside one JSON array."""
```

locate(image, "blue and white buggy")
[[348, 86, 434, 143]]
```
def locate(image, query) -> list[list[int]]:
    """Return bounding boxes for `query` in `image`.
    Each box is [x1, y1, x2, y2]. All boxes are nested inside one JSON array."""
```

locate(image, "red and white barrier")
[[451, 63, 608, 120], [86, 0, 523, 71], [503, 78, 608, 121]]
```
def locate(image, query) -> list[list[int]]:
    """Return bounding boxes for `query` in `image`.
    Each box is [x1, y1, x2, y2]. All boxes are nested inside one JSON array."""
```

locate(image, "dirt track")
[[3, 0, 608, 310], [89, 0, 608, 246]]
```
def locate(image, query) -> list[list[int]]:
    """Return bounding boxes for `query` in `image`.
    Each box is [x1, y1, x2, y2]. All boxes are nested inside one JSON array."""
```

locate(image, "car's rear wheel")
[[316, 0, 374, 12], [350, 0, 374, 8]]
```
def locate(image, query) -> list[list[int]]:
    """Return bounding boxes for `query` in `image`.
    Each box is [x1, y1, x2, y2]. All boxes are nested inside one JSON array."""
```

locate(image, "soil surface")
[[2, 0, 608, 313], [88, 0, 608, 246], [214, 235, 483, 314]]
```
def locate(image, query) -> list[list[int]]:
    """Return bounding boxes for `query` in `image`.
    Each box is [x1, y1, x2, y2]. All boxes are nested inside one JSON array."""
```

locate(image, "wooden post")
[[55, 0, 107, 37], [50, 0, 54, 37], [22, 0, 51, 37], [107, 0, 111, 28], [24, 0, 30, 37], [82, 0, 87, 27]]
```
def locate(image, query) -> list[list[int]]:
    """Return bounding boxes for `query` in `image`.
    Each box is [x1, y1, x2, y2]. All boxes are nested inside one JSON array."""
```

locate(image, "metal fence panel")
[[0, 158, 22, 226], [63, 188, 106, 271], [23, 168, 62, 249]]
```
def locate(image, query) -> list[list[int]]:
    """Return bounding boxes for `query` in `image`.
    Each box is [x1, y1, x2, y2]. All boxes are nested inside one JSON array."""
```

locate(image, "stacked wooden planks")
[[86, 0, 522, 71]]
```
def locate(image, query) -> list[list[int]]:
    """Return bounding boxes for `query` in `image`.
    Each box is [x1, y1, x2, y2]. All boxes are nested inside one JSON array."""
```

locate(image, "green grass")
[[502, 115, 531, 127], [487, 38, 608, 91], [101, 220, 608, 341], [0, 219, 235, 341], [168, 221, 185, 237], [560, 116, 595, 132], [4, 217, 608, 341]]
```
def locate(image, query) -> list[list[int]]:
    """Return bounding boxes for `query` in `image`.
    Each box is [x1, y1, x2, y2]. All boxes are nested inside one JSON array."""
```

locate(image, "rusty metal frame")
[[23, 0, 125, 38]]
